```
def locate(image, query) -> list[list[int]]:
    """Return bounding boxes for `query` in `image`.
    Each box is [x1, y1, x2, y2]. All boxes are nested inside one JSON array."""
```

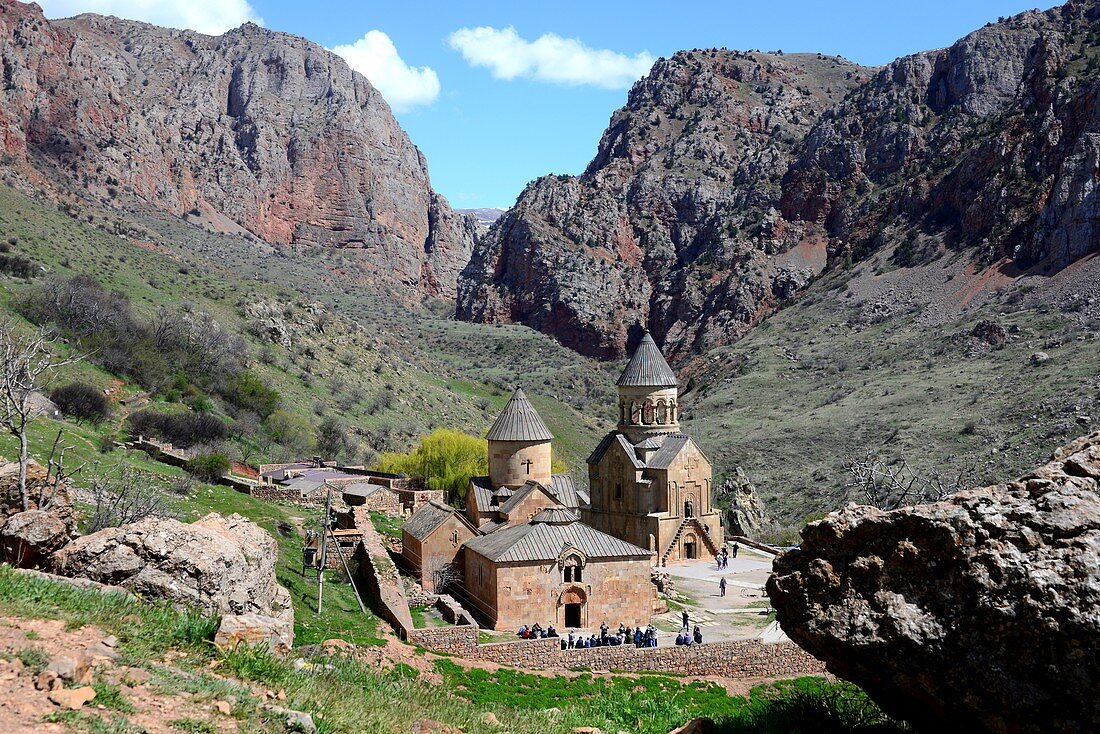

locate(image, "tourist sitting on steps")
[[547, 624, 558, 637], [693, 625, 703, 644], [516, 624, 529, 638]]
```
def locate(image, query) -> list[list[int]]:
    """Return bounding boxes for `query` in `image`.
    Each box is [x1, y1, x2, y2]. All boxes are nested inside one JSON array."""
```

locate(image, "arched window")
[[630, 401, 642, 425], [655, 400, 667, 424], [684, 500, 694, 518], [642, 401, 655, 424], [668, 400, 677, 423], [562, 560, 582, 583]]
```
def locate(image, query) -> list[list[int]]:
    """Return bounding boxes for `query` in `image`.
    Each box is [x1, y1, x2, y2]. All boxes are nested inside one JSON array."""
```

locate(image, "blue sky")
[[40, 0, 1044, 209]]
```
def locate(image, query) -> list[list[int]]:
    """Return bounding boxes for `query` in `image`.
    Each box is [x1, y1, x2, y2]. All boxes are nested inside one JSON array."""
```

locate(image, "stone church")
[[583, 333, 722, 565], [401, 388, 655, 631]]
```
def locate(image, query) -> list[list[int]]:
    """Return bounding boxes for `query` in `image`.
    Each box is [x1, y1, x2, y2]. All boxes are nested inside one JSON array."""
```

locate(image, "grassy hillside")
[[681, 248, 1100, 522], [0, 182, 604, 476]]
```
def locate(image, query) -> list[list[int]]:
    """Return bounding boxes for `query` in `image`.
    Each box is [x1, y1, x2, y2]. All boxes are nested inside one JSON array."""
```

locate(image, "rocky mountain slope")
[[459, 1, 1100, 360], [459, 50, 869, 360], [0, 1, 475, 299]]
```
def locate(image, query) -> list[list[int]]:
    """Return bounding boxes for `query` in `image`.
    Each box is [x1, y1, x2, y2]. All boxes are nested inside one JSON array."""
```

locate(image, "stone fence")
[[405, 625, 823, 678]]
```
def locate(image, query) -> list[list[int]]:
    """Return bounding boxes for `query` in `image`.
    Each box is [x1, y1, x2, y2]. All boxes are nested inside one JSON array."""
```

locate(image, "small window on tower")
[[615, 482, 623, 500]]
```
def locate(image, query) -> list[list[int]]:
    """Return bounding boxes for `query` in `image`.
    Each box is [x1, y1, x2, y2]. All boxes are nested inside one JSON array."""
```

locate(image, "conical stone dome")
[[617, 333, 678, 388], [485, 388, 553, 442]]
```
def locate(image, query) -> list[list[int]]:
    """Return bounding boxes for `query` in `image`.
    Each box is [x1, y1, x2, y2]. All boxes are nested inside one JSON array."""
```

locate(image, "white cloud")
[[448, 26, 653, 90], [38, 0, 262, 35], [330, 31, 440, 113]]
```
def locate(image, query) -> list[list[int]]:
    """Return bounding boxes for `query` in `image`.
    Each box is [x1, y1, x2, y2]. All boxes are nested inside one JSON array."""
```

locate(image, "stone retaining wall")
[[408, 630, 823, 678], [355, 521, 414, 635]]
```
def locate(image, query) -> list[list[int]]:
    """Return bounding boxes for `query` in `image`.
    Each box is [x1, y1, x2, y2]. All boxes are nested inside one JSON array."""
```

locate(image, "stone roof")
[[464, 515, 651, 563], [402, 501, 474, 541], [497, 481, 556, 514], [587, 431, 701, 472], [531, 507, 580, 524], [485, 388, 553, 442], [617, 333, 678, 388]]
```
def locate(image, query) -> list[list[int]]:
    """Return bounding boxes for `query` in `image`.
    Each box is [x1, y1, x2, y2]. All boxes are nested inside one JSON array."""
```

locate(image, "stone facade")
[[401, 508, 477, 593], [460, 551, 654, 631], [586, 336, 723, 565]]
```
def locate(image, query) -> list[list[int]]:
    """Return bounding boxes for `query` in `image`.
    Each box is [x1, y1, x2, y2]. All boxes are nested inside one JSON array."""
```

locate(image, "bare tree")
[[83, 463, 166, 533], [427, 559, 463, 594], [0, 323, 81, 510], [39, 428, 86, 510], [844, 452, 974, 510]]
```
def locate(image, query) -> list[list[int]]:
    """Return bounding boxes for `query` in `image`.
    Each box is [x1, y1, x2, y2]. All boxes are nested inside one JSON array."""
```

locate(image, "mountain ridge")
[[457, 1, 1100, 361], [0, 1, 475, 300]]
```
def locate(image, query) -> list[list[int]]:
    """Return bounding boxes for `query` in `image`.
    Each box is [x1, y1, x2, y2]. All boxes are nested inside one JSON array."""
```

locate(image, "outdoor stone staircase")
[[659, 517, 721, 566]]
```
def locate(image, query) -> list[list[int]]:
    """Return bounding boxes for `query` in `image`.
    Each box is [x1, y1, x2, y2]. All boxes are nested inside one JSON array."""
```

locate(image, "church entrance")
[[684, 536, 698, 560], [560, 586, 587, 628]]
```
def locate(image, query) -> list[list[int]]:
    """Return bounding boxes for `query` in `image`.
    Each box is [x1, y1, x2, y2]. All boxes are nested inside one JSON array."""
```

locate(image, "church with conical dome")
[[583, 333, 723, 565]]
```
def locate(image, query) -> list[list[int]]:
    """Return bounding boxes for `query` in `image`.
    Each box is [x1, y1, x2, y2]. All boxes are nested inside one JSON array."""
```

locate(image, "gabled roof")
[[497, 480, 558, 515], [467, 476, 493, 513], [548, 474, 584, 510], [485, 388, 554, 442], [648, 434, 692, 469], [617, 333, 678, 388], [464, 516, 651, 563], [587, 432, 646, 469], [402, 500, 476, 541]]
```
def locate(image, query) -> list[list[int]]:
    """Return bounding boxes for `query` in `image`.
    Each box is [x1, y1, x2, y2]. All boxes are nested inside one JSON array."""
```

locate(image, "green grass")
[[369, 511, 403, 540], [168, 719, 218, 734], [0, 561, 906, 734]]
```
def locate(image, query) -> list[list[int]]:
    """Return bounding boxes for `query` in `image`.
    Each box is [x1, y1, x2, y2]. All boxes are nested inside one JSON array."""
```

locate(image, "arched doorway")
[[683, 533, 699, 560], [560, 586, 587, 628]]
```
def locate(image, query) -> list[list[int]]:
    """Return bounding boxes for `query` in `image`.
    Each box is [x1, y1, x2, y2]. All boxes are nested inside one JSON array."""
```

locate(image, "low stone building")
[[461, 508, 654, 630], [584, 333, 723, 565], [401, 501, 479, 593]]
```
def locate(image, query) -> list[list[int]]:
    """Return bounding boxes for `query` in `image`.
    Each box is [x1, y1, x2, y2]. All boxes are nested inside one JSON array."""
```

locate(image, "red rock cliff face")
[[0, 2, 475, 298], [458, 1, 1100, 360]]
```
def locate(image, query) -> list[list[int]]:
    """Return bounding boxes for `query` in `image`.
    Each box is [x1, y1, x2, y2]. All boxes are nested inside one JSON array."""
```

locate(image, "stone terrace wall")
[[355, 519, 414, 635], [406, 629, 824, 678]]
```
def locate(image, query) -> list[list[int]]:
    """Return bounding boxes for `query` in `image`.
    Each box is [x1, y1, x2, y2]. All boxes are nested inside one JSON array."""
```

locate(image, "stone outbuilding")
[[401, 500, 479, 593], [461, 508, 653, 631], [584, 333, 723, 565]]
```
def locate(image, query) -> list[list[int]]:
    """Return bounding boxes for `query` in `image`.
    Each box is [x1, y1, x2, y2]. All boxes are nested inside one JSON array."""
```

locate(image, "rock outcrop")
[[0, 510, 71, 567], [0, 2, 474, 298], [767, 431, 1100, 733], [717, 468, 768, 537], [51, 513, 292, 625], [459, 2, 1100, 361]]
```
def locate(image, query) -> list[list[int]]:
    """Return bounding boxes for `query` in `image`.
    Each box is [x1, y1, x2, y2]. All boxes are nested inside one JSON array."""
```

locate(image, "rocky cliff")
[[767, 431, 1100, 733], [458, 1, 1100, 360], [458, 50, 869, 360], [0, 2, 475, 298]]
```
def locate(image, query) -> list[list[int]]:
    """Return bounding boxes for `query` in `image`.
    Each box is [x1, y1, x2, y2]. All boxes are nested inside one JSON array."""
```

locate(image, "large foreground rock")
[[767, 431, 1100, 734], [52, 513, 292, 623], [0, 510, 72, 567]]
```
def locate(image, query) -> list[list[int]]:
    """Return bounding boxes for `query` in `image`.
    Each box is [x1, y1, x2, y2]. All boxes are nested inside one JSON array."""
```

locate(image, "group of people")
[[716, 543, 738, 570], [676, 625, 704, 645], [558, 622, 660, 650], [516, 623, 558, 639]]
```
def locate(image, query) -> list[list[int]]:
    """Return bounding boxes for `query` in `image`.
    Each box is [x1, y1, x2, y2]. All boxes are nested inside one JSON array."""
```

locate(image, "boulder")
[[51, 513, 293, 623], [48, 686, 96, 710], [767, 431, 1100, 734], [0, 510, 71, 567], [215, 613, 294, 655]]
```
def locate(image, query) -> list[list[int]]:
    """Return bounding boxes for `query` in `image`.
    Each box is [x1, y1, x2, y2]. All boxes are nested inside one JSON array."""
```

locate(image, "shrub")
[[265, 410, 314, 456], [51, 382, 110, 424], [0, 253, 38, 278], [224, 370, 280, 418], [316, 417, 356, 462], [186, 453, 231, 482], [128, 410, 227, 448]]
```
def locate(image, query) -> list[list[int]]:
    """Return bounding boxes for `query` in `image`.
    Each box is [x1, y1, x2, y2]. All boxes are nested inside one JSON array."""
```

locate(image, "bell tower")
[[616, 333, 679, 442]]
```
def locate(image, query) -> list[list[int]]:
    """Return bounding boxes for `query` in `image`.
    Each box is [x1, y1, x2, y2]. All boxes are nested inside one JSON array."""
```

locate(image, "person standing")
[[731, 542, 739, 558], [681, 609, 689, 630], [719, 577, 727, 597]]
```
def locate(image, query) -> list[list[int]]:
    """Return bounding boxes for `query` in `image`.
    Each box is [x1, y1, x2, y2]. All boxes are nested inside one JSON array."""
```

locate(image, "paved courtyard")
[[654, 545, 784, 645]]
